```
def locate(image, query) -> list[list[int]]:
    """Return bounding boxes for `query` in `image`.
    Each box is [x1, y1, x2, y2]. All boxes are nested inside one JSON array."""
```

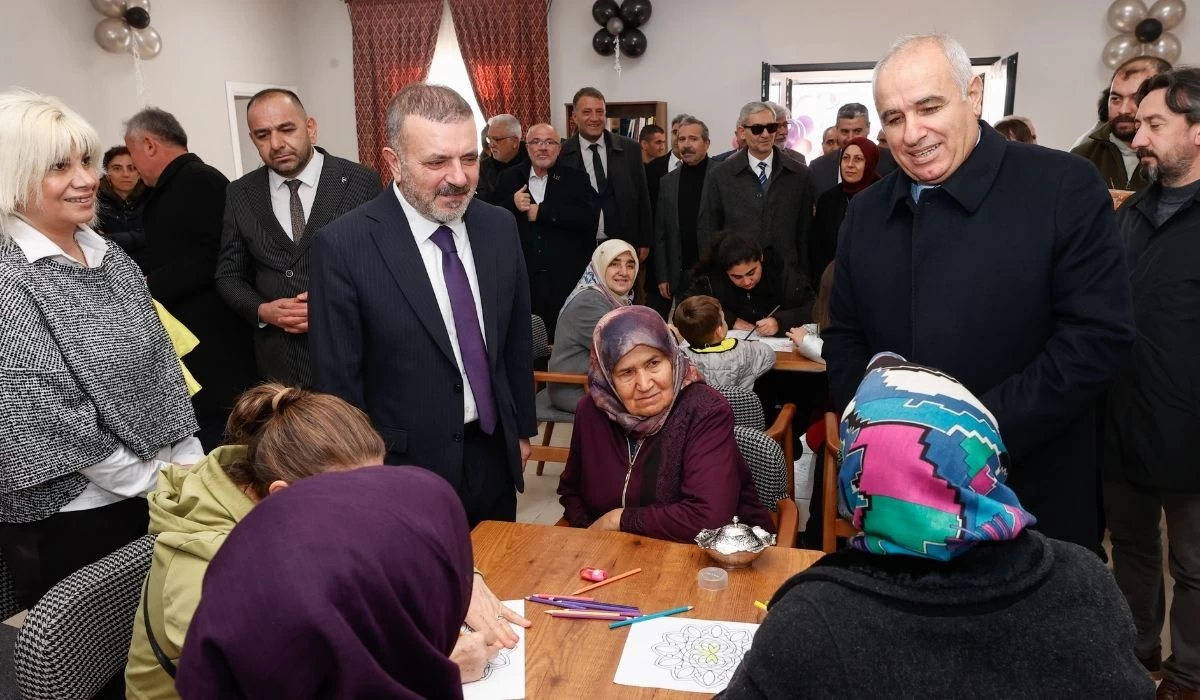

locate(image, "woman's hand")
[[733, 319, 755, 331], [464, 573, 531, 649], [786, 326, 808, 348], [452, 630, 502, 683], [588, 508, 624, 531], [754, 317, 780, 337]]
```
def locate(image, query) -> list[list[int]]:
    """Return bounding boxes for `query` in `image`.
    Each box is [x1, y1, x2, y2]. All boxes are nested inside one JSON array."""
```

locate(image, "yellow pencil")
[[754, 600, 768, 612]]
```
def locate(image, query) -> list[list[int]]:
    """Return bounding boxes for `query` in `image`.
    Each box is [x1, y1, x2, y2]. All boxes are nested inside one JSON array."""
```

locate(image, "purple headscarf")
[[175, 466, 474, 700]]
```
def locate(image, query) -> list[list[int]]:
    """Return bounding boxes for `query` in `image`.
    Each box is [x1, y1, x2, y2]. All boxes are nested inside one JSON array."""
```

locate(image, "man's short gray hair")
[[386, 83, 474, 155], [123, 107, 188, 149], [487, 114, 521, 139], [874, 34, 974, 99], [670, 113, 693, 128], [765, 101, 791, 121], [676, 115, 710, 142], [836, 103, 870, 124], [738, 101, 774, 125]]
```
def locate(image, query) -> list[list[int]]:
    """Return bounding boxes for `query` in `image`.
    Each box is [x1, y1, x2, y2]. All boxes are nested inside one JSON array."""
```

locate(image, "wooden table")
[[773, 350, 825, 372], [471, 521, 824, 698]]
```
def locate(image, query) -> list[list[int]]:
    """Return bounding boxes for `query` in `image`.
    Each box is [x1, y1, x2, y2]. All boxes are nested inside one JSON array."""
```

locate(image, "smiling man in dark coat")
[[824, 34, 1135, 551]]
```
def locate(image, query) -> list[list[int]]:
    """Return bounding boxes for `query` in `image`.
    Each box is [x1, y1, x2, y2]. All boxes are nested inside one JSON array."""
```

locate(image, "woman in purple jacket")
[[557, 305, 774, 543]]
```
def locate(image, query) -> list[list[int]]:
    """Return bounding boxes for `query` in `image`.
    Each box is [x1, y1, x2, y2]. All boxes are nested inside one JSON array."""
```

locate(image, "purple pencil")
[[568, 601, 642, 614], [526, 596, 591, 610]]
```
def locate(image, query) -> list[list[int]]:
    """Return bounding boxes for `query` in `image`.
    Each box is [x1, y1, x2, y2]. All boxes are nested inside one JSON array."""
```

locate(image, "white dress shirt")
[[268, 148, 324, 240], [6, 217, 205, 512], [578, 134, 608, 240], [748, 150, 774, 184], [528, 167, 548, 204], [393, 183, 487, 424], [668, 152, 681, 172]]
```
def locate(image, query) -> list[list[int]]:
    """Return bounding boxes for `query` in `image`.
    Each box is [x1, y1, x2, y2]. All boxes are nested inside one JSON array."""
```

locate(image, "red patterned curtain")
[[346, 0, 443, 179], [446, 0, 550, 131]]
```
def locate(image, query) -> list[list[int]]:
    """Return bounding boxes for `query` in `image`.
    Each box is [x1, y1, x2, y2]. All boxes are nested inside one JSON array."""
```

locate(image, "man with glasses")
[[495, 123, 597, 336], [697, 101, 815, 275], [478, 113, 528, 204]]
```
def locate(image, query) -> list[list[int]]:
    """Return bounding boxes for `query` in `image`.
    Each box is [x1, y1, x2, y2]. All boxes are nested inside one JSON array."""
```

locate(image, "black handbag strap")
[[142, 578, 177, 679]]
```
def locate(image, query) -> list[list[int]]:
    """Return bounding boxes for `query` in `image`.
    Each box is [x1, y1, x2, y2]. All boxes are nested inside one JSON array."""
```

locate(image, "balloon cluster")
[[92, 0, 162, 59], [1103, 0, 1186, 68], [591, 0, 652, 58]]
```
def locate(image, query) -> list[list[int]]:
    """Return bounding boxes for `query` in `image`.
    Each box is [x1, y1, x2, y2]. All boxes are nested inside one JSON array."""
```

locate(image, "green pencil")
[[608, 605, 693, 629]]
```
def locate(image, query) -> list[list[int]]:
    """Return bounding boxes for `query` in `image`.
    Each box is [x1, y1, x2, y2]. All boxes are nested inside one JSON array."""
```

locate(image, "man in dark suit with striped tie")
[[309, 84, 536, 527], [215, 89, 380, 386]]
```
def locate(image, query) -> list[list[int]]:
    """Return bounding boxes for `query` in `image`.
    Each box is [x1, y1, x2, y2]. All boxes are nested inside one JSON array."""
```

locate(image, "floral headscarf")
[[558, 239, 639, 319]]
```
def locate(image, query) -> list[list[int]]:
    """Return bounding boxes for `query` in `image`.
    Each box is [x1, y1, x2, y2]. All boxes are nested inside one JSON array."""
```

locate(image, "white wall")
[[547, 0, 1197, 151], [293, 0, 360, 163]]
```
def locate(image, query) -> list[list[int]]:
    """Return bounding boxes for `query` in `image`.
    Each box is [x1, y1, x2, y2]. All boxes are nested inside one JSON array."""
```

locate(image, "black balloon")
[[619, 28, 647, 57], [592, 0, 619, 26], [593, 28, 618, 56], [619, 0, 652, 28], [1135, 17, 1164, 43], [124, 7, 151, 30]]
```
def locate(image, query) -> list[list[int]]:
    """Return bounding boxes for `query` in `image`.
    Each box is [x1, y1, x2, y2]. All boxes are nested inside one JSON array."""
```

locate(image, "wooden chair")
[[531, 371, 587, 473], [822, 412, 858, 553]]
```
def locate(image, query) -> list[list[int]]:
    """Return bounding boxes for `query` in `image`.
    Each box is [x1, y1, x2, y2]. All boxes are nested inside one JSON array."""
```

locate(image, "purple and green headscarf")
[[839, 352, 1036, 561]]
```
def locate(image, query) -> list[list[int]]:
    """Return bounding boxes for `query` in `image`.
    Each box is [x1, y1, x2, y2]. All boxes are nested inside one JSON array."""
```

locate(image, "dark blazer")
[[654, 158, 709, 295], [478, 144, 529, 205], [823, 123, 1136, 549], [142, 153, 256, 423], [559, 131, 653, 248], [810, 186, 849, 282], [697, 146, 815, 274], [215, 148, 380, 386], [645, 153, 670, 218], [1070, 122, 1149, 191], [309, 191, 537, 492]]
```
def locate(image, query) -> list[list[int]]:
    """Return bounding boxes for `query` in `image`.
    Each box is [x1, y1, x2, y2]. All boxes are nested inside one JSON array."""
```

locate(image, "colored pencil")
[[545, 610, 629, 620], [608, 605, 694, 630], [568, 601, 641, 614], [526, 596, 591, 610], [531, 594, 594, 602], [571, 567, 642, 596], [754, 600, 768, 612]]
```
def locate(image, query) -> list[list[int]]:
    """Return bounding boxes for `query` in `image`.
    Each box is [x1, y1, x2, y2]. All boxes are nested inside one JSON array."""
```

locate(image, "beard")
[[398, 162, 475, 223], [1110, 116, 1137, 142], [1139, 143, 1196, 187]]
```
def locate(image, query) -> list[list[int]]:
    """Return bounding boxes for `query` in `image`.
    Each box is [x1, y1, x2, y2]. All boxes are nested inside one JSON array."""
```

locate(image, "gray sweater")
[[547, 290, 616, 412]]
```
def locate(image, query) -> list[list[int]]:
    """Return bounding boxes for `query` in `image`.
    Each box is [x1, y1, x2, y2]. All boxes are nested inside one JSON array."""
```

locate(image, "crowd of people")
[[0, 28, 1194, 699]]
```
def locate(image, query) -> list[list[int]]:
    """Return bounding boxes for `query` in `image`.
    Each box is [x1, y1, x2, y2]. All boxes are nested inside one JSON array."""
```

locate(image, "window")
[[426, 0, 487, 151]]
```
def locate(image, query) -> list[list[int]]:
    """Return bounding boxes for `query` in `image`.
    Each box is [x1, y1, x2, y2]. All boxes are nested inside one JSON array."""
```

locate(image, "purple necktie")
[[430, 226, 497, 434]]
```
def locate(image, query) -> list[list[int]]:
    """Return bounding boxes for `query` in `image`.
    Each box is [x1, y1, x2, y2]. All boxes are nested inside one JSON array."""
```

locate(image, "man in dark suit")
[[494, 123, 596, 338], [478, 114, 529, 205], [697, 101, 815, 276], [824, 35, 1134, 552], [124, 108, 257, 451], [215, 89, 379, 387], [310, 84, 536, 528], [655, 116, 711, 303], [559, 87, 653, 260]]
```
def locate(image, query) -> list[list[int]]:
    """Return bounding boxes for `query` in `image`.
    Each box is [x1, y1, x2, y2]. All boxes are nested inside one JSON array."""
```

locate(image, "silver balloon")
[[1108, 0, 1149, 32], [94, 18, 131, 53], [1148, 0, 1187, 30], [1102, 33, 1141, 67], [1145, 31, 1183, 62], [90, 0, 126, 18], [132, 26, 162, 59], [606, 16, 624, 36], [124, 0, 151, 11]]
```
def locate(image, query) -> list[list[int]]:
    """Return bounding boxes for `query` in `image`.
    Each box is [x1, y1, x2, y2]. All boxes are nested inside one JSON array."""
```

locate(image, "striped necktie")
[[757, 162, 768, 189]]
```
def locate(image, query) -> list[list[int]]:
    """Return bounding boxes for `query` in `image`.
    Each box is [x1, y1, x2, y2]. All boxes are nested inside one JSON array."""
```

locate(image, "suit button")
[[285, 270, 294, 278], [453, 383, 463, 393], [453, 432, 464, 443], [756, 193, 763, 199]]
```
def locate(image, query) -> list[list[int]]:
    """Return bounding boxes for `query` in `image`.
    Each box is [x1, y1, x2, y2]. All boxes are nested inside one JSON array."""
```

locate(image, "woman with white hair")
[[0, 90, 200, 609]]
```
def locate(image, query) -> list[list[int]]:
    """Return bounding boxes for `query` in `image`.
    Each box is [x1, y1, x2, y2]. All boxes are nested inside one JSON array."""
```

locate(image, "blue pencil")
[[608, 605, 694, 629]]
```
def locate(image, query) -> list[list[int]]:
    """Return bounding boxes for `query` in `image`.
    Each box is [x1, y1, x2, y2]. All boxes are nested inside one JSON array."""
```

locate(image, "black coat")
[[824, 124, 1135, 549], [477, 144, 529, 205], [687, 248, 814, 336], [95, 179, 149, 268], [717, 532, 1154, 700], [560, 131, 653, 248], [142, 153, 257, 424], [1106, 183, 1200, 492], [810, 186, 849, 283]]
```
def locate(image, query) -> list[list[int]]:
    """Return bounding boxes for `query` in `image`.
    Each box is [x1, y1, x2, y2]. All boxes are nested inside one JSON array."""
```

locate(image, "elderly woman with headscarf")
[[175, 465, 489, 699], [547, 239, 639, 413], [716, 353, 1154, 700], [557, 306, 774, 543], [0, 90, 200, 610], [809, 136, 881, 282]]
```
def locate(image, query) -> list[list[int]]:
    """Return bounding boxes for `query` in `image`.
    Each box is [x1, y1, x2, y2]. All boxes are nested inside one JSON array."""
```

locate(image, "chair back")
[[734, 426, 787, 513], [531, 314, 551, 361], [711, 385, 765, 430], [15, 535, 156, 700], [822, 412, 859, 553]]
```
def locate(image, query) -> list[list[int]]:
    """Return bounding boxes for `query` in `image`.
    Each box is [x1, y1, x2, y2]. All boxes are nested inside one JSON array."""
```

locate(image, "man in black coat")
[[654, 116, 711, 304], [215, 89, 380, 387], [495, 123, 597, 338], [824, 35, 1135, 552], [477, 114, 529, 205], [124, 108, 257, 450], [1105, 69, 1200, 696]]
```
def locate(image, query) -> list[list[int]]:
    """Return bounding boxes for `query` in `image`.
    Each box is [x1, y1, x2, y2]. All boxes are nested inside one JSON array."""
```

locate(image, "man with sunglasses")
[[697, 101, 815, 276], [478, 113, 529, 204]]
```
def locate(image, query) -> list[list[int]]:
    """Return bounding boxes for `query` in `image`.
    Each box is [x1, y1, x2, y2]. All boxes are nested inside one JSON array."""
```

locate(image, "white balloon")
[[1146, 31, 1183, 63], [125, 0, 151, 11], [132, 26, 162, 59], [94, 17, 131, 53], [1108, 0, 1149, 32], [1148, 0, 1187, 30], [1103, 33, 1141, 68], [90, 0, 126, 18]]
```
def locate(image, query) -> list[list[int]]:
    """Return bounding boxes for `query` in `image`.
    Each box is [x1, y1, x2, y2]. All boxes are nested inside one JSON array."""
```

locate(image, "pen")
[[746, 304, 781, 340]]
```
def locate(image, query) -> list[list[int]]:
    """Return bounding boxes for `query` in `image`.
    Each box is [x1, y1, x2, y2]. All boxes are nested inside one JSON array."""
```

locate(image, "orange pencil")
[[570, 567, 642, 596]]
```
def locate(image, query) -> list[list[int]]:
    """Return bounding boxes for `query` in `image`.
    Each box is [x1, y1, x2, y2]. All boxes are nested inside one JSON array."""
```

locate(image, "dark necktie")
[[285, 179, 305, 241], [589, 143, 607, 193], [430, 226, 497, 434]]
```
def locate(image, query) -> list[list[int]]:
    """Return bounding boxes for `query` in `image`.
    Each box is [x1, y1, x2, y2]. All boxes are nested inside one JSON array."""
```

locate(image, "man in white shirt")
[[215, 89, 379, 386]]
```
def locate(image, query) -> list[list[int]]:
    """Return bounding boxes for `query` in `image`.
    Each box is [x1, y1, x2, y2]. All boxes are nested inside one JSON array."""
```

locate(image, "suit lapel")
[[245, 168, 297, 251], [295, 152, 348, 258], [464, 201, 500, 366], [366, 193, 459, 367]]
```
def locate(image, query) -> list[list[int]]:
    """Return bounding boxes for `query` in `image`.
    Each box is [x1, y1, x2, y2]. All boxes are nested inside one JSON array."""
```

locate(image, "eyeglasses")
[[527, 138, 560, 147], [486, 135, 517, 144], [742, 123, 780, 135]]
